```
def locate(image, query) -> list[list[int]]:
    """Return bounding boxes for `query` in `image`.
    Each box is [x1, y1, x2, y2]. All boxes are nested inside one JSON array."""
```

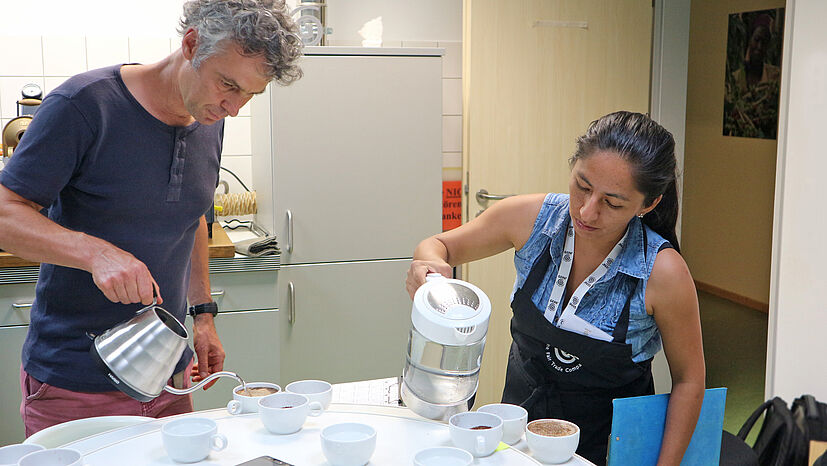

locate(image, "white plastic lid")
[[411, 273, 492, 345]]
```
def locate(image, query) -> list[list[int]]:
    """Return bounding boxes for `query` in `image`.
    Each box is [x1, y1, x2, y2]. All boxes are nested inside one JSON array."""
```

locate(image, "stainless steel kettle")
[[89, 299, 243, 402]]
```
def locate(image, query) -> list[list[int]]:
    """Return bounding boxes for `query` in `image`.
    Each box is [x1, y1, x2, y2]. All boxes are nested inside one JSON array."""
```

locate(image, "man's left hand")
[[190, 314, 225, 390]]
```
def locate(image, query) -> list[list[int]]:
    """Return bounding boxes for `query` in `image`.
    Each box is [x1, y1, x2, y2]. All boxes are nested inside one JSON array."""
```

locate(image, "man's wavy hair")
[[178, 0, 303, 86]]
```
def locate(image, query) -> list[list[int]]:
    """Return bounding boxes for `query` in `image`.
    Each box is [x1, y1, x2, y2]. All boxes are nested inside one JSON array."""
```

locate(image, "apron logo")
[[554, 348, 578, 364], [563, 252, 572, 262], [545, 345, 583, 373]]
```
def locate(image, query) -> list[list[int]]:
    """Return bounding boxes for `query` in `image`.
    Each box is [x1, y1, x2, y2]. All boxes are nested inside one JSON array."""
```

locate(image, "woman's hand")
[[406, 259, 453, 298]]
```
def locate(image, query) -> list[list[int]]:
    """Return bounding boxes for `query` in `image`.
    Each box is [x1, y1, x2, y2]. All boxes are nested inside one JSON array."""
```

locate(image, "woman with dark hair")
[[406, 111, 704, 465]]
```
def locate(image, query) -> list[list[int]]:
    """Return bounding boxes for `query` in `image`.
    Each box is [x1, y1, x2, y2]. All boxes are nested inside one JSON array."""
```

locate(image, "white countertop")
[[58, 404, 594, 465]]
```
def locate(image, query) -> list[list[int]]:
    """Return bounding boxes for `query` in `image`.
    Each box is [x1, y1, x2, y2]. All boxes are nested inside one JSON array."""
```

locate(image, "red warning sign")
[[443, 181, 462, 231]]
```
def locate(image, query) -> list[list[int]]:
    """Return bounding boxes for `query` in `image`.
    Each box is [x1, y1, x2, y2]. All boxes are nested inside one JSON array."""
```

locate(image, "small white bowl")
[[526, 418, 580, 464], [477, 403, 528, 445], [320, 422, 376, 466], [231, 382, 282, 413], [0, 444, 44, 465], [285, 379, 332, 409], [17, 448, 83, 466], [414, 446, 474, 466]]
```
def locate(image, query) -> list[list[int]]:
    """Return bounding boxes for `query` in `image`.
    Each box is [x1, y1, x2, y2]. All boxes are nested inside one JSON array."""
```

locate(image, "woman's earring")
[[638, 213, 645, 219]]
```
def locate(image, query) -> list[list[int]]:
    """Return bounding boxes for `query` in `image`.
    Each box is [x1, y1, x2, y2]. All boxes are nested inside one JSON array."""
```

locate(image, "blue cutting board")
[[607, 387, 727, 466]]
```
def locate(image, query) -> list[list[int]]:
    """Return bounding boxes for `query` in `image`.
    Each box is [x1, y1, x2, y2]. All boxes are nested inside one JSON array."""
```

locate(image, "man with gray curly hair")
[[0, 0, 303, 436]]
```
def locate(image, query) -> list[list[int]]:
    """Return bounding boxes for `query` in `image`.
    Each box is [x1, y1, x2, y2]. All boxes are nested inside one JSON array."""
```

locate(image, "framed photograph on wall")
[[723, 8, 785, 139]]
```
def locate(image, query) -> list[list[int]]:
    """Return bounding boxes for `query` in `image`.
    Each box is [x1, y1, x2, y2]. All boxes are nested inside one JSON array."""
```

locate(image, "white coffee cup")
[[17, 448, 82, 466], [413, 446, 474, 466], [161, 417, 228, 463], [320, 422, 376, 466], [0, 444, 44, 466], [285, 380, 333, 409], [448, 411, 503, 457], [526, 418, 580, 464], [229, 382, 282, 414], [477, 403, 528, 445], [259, 392, 323, 435]]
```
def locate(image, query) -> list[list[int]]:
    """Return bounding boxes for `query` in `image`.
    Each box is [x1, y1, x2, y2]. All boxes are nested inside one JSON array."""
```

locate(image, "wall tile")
[[128, 37, 171, 64], [442, 167, 462, 182], [442, 152, 462, 168], [438, 41, 461, 79], [221, 116, 252, 156], [0, 77, 45, 121], [44, 77, 71, 97], [442, 115, 462, 152], [42, 36, 87, 76], [0, 36, 43, 76], [86, 36, 130, 69], [442, 78, 461, 115]]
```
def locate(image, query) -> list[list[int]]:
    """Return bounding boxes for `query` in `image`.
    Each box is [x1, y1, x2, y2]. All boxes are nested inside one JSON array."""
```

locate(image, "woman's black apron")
[[502, 238, 654, 466]]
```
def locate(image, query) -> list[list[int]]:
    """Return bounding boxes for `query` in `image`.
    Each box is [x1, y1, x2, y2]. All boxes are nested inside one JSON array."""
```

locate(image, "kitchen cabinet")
[[251, 48, 443, 265], [277, 259, 411, 385], [190, 308, 280, 411], [0, 325, 29, 444], [0, 278, 36, 444], [189, 269, 279, 411]]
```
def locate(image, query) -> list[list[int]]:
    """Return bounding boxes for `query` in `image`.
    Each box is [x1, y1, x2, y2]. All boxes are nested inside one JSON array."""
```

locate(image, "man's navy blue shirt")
[[0, 65, 223, 392]]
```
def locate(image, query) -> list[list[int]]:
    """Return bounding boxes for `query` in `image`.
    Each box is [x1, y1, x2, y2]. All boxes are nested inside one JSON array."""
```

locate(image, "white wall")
[[1, 1, 187, 37], [0, 0, 463, 190], [767, 0, 827, 402]]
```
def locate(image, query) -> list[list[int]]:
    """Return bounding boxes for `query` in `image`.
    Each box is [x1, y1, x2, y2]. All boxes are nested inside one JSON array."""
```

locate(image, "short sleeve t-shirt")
[[0, 65, 224, 392]]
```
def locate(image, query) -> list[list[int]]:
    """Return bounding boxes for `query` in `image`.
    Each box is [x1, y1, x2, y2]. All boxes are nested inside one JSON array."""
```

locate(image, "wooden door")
[[463, 0, 654, 407]]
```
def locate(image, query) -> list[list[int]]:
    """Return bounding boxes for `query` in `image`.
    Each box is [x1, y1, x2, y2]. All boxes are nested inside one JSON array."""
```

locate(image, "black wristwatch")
[[188, 301, 218, 318]]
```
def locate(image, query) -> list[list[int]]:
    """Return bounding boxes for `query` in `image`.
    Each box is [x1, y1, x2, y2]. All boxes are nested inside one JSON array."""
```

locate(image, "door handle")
[[476, 189, 514, 204], [287, 281, 296, 325], [11, 301, 33, 311], [286, 209, 294, 253], [210, 289, 225, 299]]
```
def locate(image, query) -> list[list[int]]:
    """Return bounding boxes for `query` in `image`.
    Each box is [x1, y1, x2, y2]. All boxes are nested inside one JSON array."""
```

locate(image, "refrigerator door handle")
[[286, 209, 294, 253], [288, 281, 296, 325]]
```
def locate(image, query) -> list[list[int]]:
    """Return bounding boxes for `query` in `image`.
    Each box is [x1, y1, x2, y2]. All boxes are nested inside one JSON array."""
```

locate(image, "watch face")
[[21, 83, 42, 99]]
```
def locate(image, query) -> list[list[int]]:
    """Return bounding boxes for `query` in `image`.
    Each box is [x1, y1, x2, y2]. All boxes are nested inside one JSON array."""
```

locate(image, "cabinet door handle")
[[210, 289, 225, 299], [12, 302, 33, 310], [286, 209, 294, 253], [288, 281, 296, 325]]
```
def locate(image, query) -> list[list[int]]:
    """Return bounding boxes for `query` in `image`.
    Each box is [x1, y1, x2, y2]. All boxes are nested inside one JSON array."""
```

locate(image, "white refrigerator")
[[251, 47, 444, 384]]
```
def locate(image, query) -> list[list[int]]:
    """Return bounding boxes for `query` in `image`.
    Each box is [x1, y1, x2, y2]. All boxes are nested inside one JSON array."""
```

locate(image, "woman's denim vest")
[[511, 193, 669, 362]]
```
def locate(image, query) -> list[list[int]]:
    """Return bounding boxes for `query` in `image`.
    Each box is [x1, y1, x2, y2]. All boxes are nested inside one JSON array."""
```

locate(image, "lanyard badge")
[[543, 224, 629, 342]]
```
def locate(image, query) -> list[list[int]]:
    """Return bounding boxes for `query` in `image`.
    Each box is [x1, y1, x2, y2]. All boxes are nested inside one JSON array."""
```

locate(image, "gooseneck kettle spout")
[[163, 371, 246, 396]]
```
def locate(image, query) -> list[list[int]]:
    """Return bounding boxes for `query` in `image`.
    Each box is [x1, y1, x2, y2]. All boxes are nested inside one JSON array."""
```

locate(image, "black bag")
[[737, 397, 808, 466], [792, 394, 827, 444]]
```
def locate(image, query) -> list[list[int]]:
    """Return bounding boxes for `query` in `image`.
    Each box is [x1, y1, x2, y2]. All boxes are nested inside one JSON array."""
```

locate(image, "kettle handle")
[[134, 286, 159, 315], [425, 273, 446, 282]]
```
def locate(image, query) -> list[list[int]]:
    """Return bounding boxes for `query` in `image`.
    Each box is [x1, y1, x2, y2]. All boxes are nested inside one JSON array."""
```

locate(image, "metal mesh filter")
[[425, 282, 481, 315]]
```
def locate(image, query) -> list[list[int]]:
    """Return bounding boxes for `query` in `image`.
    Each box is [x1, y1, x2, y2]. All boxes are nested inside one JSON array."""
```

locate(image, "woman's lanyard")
[[544, 224, 630, 342]]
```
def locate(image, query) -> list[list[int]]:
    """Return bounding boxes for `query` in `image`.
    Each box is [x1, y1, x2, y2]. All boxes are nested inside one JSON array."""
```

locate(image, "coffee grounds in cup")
[[529, 420, 577, 437], [470, 425, 492, 430], [237, 386, 280, 397]]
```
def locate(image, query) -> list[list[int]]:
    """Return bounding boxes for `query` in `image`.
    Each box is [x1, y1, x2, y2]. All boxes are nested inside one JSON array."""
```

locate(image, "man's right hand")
[[90, 245, 160, 305]]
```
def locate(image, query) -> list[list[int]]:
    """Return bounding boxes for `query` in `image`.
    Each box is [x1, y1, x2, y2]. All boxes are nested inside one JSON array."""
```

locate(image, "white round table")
[[59, 404, 595, 465]]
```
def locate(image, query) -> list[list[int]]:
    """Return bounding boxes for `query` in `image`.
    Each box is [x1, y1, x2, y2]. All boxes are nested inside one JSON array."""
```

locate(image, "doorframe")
[[649, 0, 691, 393]]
